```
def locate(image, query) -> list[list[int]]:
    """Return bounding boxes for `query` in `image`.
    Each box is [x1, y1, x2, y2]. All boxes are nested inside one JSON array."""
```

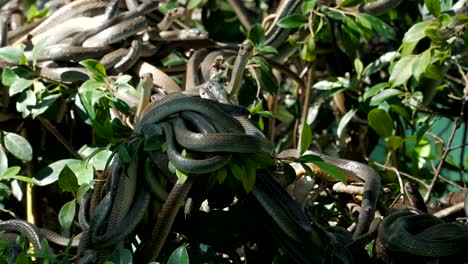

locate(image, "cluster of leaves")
[[0, 0, 465, 263]]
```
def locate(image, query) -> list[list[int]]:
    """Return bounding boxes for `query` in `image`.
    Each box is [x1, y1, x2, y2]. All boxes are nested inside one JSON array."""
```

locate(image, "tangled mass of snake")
[[0, 0, 466, 263]]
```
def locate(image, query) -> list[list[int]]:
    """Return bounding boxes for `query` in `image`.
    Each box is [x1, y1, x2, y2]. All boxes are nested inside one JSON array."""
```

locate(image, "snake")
[[376, 209, 468, 262], [0, 219, 80, 252]]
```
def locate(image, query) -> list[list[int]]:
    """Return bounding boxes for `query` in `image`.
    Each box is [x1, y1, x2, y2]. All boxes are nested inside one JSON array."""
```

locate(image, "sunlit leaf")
[[412, 49, 431, 81], [339, 0, 361, 7], [354, 59, 363, 76], [301, 35, 316, 62], [278, 14, 307, 29], [425, 0, 441, 17], [0, 47, 24, 64], [302, 0, 317, 14], [389, 55, 417, 87], [79, 59, 107, 83], [9, 77, 34, 96], [300, 123, 312, 154], [369, 89, 403, 106], [175, 169, 188, 183], [31, 37, 48, 69], [363, 82, 390, 101], [300, 155, 347, 183], [2, 67, 17, 86], [34, 159, 80, 186], [59, 199, 76, 230], [337, 109, 357, 138], [386, 136, 403, 151], [0, 148, 7, 176], [403, 21, 432, 44], [187, 0, 202, 9], [4, 132, 33, 161]]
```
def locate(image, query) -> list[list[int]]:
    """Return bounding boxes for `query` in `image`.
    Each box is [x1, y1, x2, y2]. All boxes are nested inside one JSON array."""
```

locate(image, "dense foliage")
[[0, 0, 465, 263]]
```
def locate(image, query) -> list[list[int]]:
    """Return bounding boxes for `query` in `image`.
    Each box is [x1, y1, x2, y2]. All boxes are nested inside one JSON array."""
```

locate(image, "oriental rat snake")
[[0, 0, 467, 263]]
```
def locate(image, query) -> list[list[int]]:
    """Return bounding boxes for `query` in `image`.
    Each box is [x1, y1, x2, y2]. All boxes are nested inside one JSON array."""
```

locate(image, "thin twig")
[[433, 202, 465, 218], [297, 62, 315, 150], [37, 116, 82, 159], [425, 118, 461, 202], [372, 161, 428, 188]]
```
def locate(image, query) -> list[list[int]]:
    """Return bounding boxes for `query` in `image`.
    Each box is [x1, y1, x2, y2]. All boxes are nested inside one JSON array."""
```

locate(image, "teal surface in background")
[[370, 117, 467, 196]]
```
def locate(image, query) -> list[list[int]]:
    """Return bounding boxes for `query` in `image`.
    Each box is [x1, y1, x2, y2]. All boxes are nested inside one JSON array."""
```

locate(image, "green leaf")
[[363, 82, 389, 101], [187, 0, 202, 9], [34, 159, 80, 186], [2, 166, 20, 178], [389, 104, 410, 122], [4, 132, 33, 161], [386, 136, 403, 151], [416, 117, 438, 143], [249, 56, 278, 93], [107, 249, 133, 264], [31, 94, 61, 119], [300, 123, 312, 154], [167, 244, 189, 264], [0, 47, 24, 64], [282, 162, 296, 185], [355, 13, 395, 40], [79, 59, 107, 83], [16, 90, 36, 118], [242, 158, 257, 192], [368, 109, 393, 138], [339, 0, 361, 7], [354, 58, 363, 76], [300, 155, 347, 183], [425, 0, 440, 17], [175, 169, 188, 183], [326, 10, 345, 21], [403, 21, 432, 44], [341, 24, 360, 56], [14, 252, 30, 264], [9, 77, 34, 96], [249, 100, 263, 114], [84, 148, 113, 171], [77, 183, 91, 200], [58, 165, 79, 193], [256, 46, 278, 54], [248, 24, 266, 46], [278, 14, 308, 29], [412, 49, 431, 81], [337, 109, 357, 138], [389, 55, 417, 87], [445, 155, 460, 169], [115, 74, 132, 85], [313, 80, 345, 90], [216, 167, 227, 184], [58, 200, 76, 230], [229, 163, 245, 182], [0, 148, 7, 176], [369, 88, 403, 106], [362, 51, 398, 77], [302, 0, 317, 14], [301, 35, 316, 62], [31, 36, 48, 69], [27, 5, 49, 22], [2, 67, 17, 86]]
